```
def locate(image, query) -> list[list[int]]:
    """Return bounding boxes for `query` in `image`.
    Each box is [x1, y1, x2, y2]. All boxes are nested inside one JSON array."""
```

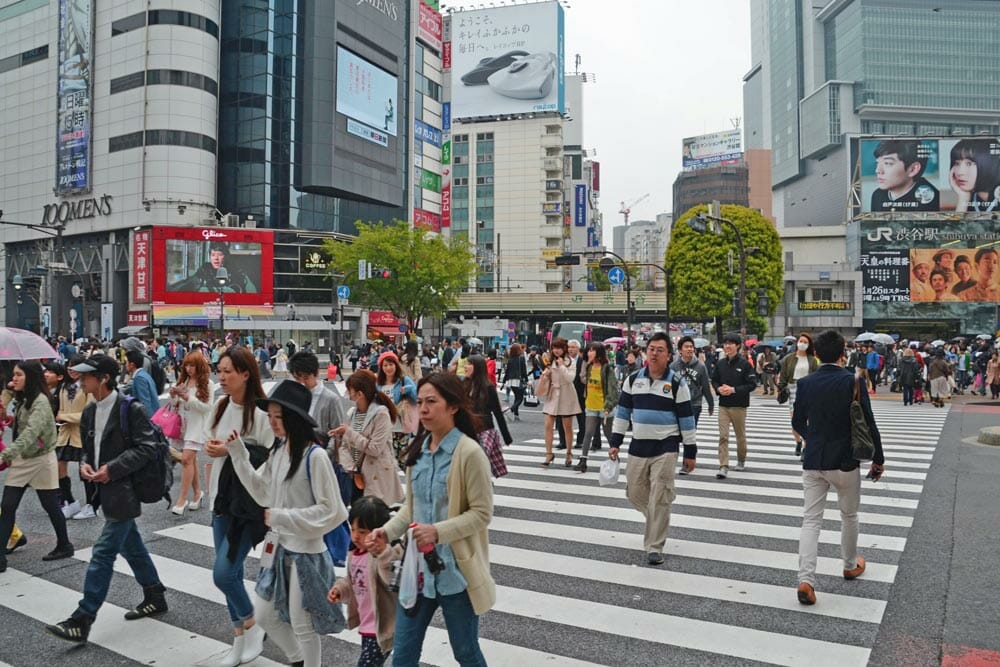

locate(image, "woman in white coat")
[[169, 351, 215, 514]]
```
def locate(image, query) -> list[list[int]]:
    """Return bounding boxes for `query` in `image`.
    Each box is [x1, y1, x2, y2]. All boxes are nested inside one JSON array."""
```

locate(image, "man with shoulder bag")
[[47, 354, 168, 643], [791, 330, 885, 606]]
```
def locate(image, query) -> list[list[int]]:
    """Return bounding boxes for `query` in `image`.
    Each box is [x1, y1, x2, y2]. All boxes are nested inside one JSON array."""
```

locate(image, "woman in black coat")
[[503, 343, 529, 420]]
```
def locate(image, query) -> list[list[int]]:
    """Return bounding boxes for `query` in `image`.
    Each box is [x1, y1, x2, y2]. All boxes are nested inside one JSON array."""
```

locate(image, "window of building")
[[109, 131, 145, 153], [148, 10, 219, 38], [797, 289, 807, 303], [812, 288, 833, 301], [0, 45, 48, 75], [143, 129, 217, 153], [111, 12, 147, 36]]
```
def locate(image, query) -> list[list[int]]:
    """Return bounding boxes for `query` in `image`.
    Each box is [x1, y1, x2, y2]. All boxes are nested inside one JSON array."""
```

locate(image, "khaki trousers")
[[624, 451, 678, 553], [717, 406, 748, 467], [798, 468, 861, 587]]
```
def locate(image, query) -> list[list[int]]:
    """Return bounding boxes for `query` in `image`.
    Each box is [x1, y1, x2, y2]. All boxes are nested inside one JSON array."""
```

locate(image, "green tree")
[[665, 204, 784, 337], [323, 220, 475, 334]]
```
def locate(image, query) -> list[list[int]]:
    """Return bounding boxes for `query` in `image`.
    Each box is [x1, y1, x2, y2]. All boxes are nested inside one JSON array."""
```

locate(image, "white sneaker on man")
[[716, 466, 728, 479], [734, 462, 746, 472], [61, 500, 81, 519], [72, 504, 97, 520]]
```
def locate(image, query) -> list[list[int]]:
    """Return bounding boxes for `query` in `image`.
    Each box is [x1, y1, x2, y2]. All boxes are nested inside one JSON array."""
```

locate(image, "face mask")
[[797, 342, 809, 352]]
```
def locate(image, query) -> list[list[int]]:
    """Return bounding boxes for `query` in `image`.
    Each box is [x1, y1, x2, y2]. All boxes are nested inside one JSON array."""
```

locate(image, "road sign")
[[608, 266, 625, 285], [337, 285, 350, 299], [358, 259, 367, 280], [339, 297, 348, 306]]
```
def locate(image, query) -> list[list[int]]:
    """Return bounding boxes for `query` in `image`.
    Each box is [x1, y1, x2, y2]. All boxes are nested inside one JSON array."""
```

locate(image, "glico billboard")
[[151, 227, 275, 306], [858, 137, 1000, 214], [449, 1, 565, 119]]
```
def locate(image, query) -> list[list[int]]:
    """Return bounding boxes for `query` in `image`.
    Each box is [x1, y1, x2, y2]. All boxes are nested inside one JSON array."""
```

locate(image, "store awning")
[[367, 325, 404, 338], [118, 325, 151, 335]]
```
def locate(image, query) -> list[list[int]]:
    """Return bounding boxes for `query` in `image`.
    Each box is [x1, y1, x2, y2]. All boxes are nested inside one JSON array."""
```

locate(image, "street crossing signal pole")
[[557, 250, 633, 345], [688, 203, 749, 337]]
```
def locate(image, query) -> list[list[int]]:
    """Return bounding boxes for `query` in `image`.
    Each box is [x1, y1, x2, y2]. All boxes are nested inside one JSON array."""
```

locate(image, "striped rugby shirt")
[[610, 366, 698, 459]]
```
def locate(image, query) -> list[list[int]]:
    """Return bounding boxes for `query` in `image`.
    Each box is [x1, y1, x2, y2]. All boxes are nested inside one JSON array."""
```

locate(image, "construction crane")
[[619, 193, 650, 225]]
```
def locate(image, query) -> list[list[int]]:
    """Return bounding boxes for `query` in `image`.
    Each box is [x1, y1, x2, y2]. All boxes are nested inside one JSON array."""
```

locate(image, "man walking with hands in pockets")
[[791, 330, 885, 605], [608, 333, 697, 567]]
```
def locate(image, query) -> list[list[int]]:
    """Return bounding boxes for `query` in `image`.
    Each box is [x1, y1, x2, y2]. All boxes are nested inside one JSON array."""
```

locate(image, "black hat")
[[255, 380, 317, 427], [70, 353, 120, 378]]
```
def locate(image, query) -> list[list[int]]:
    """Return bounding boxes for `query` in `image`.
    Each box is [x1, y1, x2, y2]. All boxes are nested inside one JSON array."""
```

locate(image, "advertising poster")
[[450, 1, 565, 118], [859, 219, 1000, 332], [133, 230, 151, 303], [417, 1, 442, 52], [336, 46, 398, 137], [414, 208, 441, 233], [682, 130, 743, 172], [56, 0, 93, 195], [100, 303, 113, 341], [574, 184, 587, 226], [151, 227, 275, 306], [859, 137, 1000, 213]]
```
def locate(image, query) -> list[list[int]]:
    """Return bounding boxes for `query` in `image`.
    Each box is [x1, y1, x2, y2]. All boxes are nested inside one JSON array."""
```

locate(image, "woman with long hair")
[[369, 372, 495, 666], [42, 361, 67, 415], [540, 337, 580, 468], [0, 362, 27, 553], [329, 370, 403, 505], [169, 351, 215, 514], [224, 380, 348, 667], [949, 138, 1000, 212], [574, 343, 619, 473], [465, 354, 512, 478], [400, 341, 422, 382], [503, 343, 528, 421], [777, 332, 819, 457], [0, 361, 74, 573], [50, 355, 94, 519], [376, 351, 418, 465], [987, 352, 1000, 400], [203, 347, 275, 667]]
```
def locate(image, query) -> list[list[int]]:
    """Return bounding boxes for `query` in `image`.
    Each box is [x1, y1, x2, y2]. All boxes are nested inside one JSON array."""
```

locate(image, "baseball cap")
[[70, 353, 120, 378]]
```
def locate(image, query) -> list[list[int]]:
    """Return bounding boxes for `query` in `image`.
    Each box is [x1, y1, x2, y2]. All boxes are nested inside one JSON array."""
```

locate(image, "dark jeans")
[[77, 517, 160, 618], [392, 591, 486, 667], [510, 386, 525, 416], [902, 385, 914, 405], [212, 514, 256, 626], [0, 485, 70, 557]]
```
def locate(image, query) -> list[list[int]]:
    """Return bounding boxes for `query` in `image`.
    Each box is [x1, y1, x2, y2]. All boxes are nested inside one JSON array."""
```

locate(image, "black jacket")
[[710, 355, 757, 408], [792, 364, 885, 470], [503, 355, 527, 383], [897, 357, 919, 387], [80, 394, 157, 521]]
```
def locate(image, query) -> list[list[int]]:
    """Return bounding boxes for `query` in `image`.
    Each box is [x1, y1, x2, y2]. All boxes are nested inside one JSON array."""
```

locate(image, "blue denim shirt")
[[411, 427, 468, 597]]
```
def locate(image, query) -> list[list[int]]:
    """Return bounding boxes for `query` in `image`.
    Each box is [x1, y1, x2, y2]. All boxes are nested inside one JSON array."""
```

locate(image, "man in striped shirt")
[[608, 332, 697, 566]]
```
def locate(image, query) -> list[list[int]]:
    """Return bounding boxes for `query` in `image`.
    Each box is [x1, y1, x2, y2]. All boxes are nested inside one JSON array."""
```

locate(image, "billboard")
[[574, 184, 586, 226], [859, 219, 1000, 332], [859, 137, 1000, 213], [56, 0, 93, 195], [132, 230, 151, 303], [151, 227, 275, 306], [336, 46, 398, 137], [450, 1, 565, 118], [417, 1, 442, 52], [682, 130, 743, 172]]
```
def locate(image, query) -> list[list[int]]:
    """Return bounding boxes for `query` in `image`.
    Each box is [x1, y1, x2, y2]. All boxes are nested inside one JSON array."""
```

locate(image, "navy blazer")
[[792, 364, 885, 470]]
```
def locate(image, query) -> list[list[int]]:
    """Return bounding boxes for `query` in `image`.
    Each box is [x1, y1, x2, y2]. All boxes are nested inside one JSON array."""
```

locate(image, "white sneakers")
[[72, 504, 97, 520], [241, 624, 266, 663], [61, 500, 81, 519], [734, 462, 746, 472], [716, 466, 728, 479]]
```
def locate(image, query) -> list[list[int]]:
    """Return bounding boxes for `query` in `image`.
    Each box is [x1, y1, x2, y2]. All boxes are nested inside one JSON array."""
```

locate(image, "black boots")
[[124, 583, 169, 620], [574, 457, 588, 473], [47, 612, 94, 643], [42, 543, 75, 561]]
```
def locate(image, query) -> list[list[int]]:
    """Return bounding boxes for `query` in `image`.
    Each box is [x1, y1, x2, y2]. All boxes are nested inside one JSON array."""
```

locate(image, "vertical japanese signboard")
[[56, 0, 94, 195], [133, 230, 151, 303], [574, 184, 586, 226], [417, 1, 442, 52]]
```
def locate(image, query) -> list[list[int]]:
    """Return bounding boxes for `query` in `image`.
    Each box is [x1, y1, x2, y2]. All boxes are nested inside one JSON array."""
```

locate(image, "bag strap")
[[119, 396, 134, 446]]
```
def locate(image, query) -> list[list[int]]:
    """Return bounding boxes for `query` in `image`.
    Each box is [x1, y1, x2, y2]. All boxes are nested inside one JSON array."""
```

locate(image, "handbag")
[[151, 403, 183, 440], [351, 451, 367, 491], [850, 377, 876, 461], [535, 370, 552, 398], [776, 387, 789, 404]]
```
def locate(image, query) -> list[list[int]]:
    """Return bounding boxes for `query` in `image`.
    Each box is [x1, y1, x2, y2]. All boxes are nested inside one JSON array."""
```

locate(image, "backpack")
[[147, 358, 166, 395], [119, 396, 174, 506]]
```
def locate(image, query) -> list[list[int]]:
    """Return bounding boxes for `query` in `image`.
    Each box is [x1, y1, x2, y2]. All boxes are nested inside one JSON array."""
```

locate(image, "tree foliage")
[[323, 220, 475, 333], [665, 205, 784, 337]]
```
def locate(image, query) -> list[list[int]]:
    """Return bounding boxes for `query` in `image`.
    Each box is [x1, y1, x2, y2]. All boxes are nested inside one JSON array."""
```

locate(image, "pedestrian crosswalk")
[[0, 397, 948, 666]]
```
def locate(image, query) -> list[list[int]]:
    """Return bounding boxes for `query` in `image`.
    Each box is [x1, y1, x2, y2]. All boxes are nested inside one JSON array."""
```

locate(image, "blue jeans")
[[692, 404, 702, 426], [902, 385, 914, 405], [77, 518, 160, 618], [212, 515, 256, 627], [392, 591, 486, 667]]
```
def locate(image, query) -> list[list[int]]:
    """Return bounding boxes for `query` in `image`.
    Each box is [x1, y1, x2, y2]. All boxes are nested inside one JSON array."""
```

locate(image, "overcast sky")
[[442, 0, 752, 244]]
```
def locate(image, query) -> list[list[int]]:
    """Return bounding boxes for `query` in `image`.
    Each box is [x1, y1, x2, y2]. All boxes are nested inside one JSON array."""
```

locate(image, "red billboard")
[[417, 2, 442, 52], [151, 226, 275, 306], [414, 208, 441, 233], [133, 230, 151, 303]]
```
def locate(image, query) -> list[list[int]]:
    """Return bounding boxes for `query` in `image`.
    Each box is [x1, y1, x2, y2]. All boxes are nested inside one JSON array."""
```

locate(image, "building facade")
[[671, 164, 750, 222]]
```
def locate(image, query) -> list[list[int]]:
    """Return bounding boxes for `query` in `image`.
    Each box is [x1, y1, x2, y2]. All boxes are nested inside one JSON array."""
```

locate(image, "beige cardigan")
[[383, 433, 496, 616], [332, 543, 403, 654]]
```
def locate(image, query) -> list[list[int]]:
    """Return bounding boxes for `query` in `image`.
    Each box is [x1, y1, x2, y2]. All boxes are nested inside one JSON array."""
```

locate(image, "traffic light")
[[555, 254, 580, 266], [372, 267, 391, 279], [757, 289, 770, 317]]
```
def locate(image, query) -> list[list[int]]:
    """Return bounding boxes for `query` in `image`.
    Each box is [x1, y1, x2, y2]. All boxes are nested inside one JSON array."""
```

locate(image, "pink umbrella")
[[0, 327, 59, 360]]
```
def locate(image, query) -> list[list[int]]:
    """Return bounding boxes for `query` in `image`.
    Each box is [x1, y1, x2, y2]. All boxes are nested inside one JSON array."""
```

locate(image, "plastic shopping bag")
[[399, 527, 420, 610], [598, 458, 620, 487]]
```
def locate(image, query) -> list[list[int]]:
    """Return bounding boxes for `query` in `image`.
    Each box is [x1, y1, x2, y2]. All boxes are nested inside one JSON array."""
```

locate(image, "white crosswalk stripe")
[[0, 397, 948, 666]]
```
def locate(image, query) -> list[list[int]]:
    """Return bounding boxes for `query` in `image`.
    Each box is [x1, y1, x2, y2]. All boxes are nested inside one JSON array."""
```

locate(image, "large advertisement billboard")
[[859, 137, 1000, 213], [336, 46, 398, 138], [56, 0, 93, 195], [151, 227, 275, 306], [450, 1, 565, 118], [682, 130, 743, 172], [859, 219, 1000, 332]]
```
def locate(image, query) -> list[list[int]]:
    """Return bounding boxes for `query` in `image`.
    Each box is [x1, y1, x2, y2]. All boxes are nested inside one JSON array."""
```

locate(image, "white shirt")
[[793, 356, 810, 382], [309, 382, 325, 418], [93, 390, 119, 465], [207, 397, 276, 508]]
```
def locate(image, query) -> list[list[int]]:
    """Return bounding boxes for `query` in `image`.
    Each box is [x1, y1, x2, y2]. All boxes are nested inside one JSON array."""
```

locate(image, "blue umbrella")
[[761, 340, 785, 348]]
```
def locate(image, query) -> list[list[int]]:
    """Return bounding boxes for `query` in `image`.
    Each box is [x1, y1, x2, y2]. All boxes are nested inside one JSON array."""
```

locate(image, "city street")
[[0, 392, 965, 666]]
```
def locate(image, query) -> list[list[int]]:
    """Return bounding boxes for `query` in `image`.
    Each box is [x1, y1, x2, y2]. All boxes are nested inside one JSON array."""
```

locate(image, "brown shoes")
[[844, 556, 866, 580], [797, 582, 816, 605]]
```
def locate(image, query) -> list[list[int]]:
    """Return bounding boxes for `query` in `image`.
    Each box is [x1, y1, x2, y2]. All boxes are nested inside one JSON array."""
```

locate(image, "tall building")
[[671, 164, 750, 222], [624, 215, 671, 290], [746, 0, 1000, 228]]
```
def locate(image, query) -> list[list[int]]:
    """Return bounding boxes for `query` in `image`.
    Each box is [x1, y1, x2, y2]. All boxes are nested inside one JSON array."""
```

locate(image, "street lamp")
[[12, 274, 23, 305], [216, 267, 229, 341]]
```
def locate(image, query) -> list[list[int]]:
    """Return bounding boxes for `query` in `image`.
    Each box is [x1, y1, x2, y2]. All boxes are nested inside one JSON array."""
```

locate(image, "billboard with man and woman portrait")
[[859, 137, 1000, 214]]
